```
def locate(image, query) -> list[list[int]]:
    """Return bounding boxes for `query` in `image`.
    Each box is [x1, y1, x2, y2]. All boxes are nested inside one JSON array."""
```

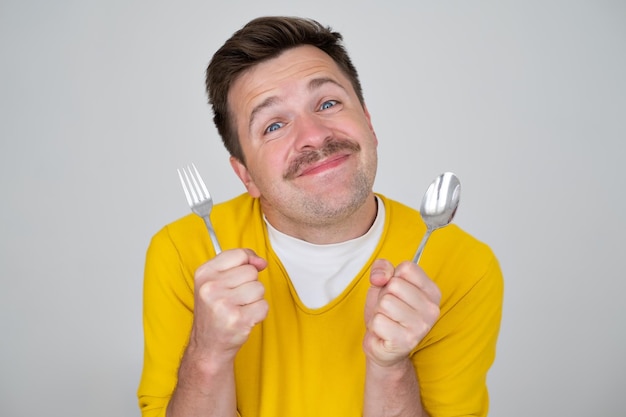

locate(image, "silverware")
[[413, 172, 461, 264], [177, 163, 222, 254]]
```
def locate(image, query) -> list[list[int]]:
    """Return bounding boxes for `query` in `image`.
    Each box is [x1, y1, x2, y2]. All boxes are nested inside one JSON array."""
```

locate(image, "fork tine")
[[182, 165, 200, 204], [177, 163, 222, 254], [187, 164, 205, 201], [192, 163, 210, 199], [177, 168, 193, 206]]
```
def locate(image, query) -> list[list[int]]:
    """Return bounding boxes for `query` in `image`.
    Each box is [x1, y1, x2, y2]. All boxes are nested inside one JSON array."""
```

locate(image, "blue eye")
[[320, 100, 338, 110], [265, 122, 283, 133]]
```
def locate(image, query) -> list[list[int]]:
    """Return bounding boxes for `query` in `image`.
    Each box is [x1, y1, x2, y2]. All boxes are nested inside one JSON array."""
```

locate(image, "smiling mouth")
[[284, 139, 361, 180], [298, 154, 350, 176]]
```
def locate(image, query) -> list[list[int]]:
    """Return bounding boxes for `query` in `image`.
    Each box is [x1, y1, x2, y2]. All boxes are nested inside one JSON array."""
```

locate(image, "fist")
[[363, 259, 441, 367], [190, 249, 269, 359]]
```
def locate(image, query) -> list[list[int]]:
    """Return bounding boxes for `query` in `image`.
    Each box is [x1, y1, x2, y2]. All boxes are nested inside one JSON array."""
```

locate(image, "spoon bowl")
[[412, 172, 461, 263]]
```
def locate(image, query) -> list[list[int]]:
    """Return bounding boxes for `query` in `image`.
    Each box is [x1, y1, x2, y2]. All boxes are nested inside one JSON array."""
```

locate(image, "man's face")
[[228, 45, 378, 235]]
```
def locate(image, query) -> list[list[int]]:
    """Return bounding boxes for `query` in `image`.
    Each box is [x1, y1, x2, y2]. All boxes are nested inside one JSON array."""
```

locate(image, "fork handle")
[[202, 217, 222, 254]]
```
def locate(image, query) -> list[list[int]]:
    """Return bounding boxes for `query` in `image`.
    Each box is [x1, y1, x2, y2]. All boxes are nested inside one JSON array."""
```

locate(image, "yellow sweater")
[[138, 193, 503, 417]]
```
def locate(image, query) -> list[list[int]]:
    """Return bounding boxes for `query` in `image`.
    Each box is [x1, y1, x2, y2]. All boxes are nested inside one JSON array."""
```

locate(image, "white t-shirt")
[[265, 197, 385, 309]]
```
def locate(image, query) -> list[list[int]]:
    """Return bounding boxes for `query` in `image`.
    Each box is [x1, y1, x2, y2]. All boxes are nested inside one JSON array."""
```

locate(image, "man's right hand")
[[167, 248, 267, 417], [187, 248, 268, 363]]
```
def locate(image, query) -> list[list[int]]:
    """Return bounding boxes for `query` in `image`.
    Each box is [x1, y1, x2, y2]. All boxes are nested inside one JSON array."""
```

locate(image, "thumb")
[[241, 248, 268, 271], [370, 258, 394, 288], [365, 259, 395, 324]]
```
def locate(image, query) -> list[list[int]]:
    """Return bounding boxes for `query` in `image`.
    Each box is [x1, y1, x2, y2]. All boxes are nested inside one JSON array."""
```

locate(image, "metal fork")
[[177, 163, 222, 254]]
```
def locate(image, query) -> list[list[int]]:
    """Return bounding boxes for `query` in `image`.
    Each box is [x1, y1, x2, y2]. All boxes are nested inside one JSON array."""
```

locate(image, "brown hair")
[[205, 16, 364, 164]]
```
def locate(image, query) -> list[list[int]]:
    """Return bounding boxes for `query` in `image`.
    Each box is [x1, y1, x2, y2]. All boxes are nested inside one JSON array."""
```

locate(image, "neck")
[[262, 193, 378, 245]]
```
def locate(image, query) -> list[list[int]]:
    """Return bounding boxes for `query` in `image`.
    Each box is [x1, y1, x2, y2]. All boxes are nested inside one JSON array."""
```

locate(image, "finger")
[[376, 287, 439, 336], [217, 298, 269, 332], [365, 259, 395, 324], [226, 280, 266, 306], [369, 258, 395, 288], [393, 261, 442, 305], [198, 248, 267, 276], [210, 299, 269, 348], [239, 299, 269, 327], [218, 263, 267, 289], [367, 312, 414, 354], [196, 285, 267, 331], [241, 248, 268, 270], [380, 276, 436, 314], [376, 288, 415, 325], [197, 264, 266, 307], [195, 248, 267, 286]]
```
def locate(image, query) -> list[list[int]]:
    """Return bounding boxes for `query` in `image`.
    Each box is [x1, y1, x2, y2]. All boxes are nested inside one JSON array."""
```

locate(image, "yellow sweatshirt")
[[138, 193, 503, 417]]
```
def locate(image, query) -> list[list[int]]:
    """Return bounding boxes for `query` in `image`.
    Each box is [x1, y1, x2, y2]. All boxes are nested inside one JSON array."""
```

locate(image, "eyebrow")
[[307, 76, 347, 93], [248, 77, 348, 132], [249, 96, 281, 132]]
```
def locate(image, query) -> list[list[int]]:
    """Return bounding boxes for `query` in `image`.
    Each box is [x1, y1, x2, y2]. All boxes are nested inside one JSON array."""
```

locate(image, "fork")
[[177, 163, 222, 254]]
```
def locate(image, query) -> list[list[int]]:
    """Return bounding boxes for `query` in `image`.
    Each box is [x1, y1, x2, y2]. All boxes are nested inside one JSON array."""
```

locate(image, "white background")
[[1, 1, 624, 416]]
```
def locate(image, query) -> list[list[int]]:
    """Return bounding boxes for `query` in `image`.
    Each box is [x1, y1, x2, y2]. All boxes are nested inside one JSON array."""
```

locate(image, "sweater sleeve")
[[137, 226, 195, 417], [413, 252, 504, 417]]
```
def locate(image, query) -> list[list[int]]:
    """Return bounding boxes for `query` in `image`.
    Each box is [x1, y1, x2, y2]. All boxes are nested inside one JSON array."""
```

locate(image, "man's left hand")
[[363, 259, 442, 367]]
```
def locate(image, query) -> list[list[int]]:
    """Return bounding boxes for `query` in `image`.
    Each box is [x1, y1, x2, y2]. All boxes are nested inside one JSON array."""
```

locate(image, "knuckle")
[[433, 287, 443, 304], [239, 263, 261, 281], [255, 300, 269, 320], [240, 263, 256, 275], [378, 293, 397, 315], [213, 298, 237, 319], [385, 277, 403, 294], [197, 281, 217, 301], [426, 303, 441, 321], [368, 312, 383, 329], [253, 281, 266, 298]]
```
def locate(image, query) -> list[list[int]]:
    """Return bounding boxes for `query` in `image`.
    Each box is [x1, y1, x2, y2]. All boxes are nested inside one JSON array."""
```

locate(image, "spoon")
[[412, 172, 461, 264]]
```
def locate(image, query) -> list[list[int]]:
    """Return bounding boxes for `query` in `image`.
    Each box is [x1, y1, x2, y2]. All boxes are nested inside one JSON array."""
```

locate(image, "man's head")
[[206, 16, 364, 164]]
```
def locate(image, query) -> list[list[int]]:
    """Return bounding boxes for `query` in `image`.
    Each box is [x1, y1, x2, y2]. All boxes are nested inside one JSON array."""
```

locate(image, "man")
[[138, 16, 503, 417]]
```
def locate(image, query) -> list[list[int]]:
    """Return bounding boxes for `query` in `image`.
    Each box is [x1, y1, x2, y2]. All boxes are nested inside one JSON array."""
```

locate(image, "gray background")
[[1, 1, 624, 416]]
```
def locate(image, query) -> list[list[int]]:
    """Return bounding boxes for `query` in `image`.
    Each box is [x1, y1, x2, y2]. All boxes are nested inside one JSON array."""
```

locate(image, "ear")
[[362, 103, 378, 145], [230, 156, 261, 198]]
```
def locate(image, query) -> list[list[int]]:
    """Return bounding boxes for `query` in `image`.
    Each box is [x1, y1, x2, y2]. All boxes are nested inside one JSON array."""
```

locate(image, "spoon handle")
[[412, 228, 433, 264]]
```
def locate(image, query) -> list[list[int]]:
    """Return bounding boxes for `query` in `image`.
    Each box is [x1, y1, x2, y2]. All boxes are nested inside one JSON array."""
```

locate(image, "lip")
[[298, 153, 350, 177]]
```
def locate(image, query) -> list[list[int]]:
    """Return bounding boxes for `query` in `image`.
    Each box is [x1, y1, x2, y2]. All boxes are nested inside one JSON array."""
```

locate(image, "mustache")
[[283, 138, 361, 180]]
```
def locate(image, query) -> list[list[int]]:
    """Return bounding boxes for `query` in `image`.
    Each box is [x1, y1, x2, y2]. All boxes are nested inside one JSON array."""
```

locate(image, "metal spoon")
[[412, 172, 461, 264]]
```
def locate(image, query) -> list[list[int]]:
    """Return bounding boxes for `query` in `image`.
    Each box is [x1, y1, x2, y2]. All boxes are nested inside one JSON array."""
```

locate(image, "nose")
[[293, 113, 332, 150]]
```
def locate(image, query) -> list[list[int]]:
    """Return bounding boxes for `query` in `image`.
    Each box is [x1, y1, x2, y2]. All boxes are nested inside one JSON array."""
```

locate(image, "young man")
[[138, 16, 503, 417]]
